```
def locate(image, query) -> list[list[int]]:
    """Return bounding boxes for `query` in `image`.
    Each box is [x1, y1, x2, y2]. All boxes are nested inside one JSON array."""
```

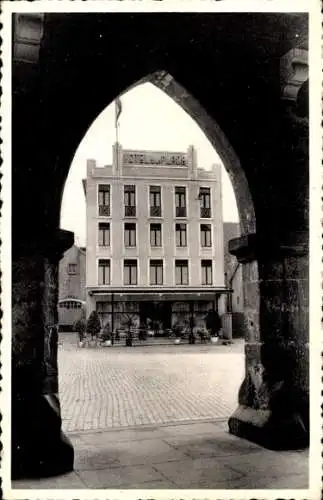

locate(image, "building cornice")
[[90, 175, 218, 182], [87, 287, 232, 296]]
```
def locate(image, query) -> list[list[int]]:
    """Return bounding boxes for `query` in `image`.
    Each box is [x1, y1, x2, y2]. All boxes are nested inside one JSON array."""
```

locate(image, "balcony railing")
[[125, 205, 136, 217], [150, 206, 162, 217], [200, 207, 211, 218], [99, 205, 110, 216], [176, 206, 187, 218]]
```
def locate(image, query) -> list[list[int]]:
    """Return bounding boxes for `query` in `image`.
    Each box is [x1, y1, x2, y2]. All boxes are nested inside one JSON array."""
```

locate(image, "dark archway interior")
[[12, 13, 309, 479]]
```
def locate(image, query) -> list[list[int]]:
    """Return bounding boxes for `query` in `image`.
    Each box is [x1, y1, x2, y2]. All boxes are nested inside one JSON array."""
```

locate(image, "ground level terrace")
[[87, 288, 233, 333]]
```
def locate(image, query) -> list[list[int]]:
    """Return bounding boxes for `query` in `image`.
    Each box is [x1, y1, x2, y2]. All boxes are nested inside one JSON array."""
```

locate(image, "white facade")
[[84, 144, 226, 324]]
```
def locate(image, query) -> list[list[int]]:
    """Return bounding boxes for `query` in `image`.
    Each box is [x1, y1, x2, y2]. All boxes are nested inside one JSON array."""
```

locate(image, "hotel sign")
[[123, 150, 187, 167]]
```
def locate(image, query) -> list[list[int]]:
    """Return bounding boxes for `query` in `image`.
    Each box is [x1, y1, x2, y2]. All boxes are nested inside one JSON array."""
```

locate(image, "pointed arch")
[[119, 70, 256, 235]]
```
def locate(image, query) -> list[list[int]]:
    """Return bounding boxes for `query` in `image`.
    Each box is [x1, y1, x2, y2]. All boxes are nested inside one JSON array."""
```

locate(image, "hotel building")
[[83, 144, 230, 332]]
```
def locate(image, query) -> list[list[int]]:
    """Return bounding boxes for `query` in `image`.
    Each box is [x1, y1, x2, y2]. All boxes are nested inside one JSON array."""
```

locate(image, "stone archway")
[[11, 12, 309, 479]]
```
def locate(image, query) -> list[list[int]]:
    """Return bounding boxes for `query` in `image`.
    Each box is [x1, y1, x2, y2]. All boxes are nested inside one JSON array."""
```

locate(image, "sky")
[[60, 82, 239, 246]]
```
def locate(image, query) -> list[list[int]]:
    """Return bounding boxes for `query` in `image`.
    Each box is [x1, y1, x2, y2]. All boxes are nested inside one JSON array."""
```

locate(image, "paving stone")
[[163, 432, 263, 458], [153, 457, 244, 489], [225, 449, 309, 478], [77, 438, 189, 468], [225, 472, 309, 489], [77, 464, 165, 488], [74, 446, 121, 470], [12, 471, 86, 489], [78, 427, 168, 444], [162, 421, 226, 437], [125, 479, 178, 488]]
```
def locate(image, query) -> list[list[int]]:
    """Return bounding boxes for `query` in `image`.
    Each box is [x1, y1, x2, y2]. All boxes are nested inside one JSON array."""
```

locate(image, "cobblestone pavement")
[[58, 335, 245, 433]]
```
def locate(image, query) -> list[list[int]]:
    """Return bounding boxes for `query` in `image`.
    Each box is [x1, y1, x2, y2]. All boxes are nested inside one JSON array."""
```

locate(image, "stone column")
[[228, 232, 309, 450], [12, 229, 75, 479]]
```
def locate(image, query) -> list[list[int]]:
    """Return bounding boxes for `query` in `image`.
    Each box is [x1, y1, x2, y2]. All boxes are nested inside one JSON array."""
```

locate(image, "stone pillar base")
[[228, 405, 309, 451], [12, 395, 74, 480]]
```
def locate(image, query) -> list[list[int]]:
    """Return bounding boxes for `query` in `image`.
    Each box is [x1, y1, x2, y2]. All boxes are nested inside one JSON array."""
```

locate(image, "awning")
[[87, 287, 233, 302]]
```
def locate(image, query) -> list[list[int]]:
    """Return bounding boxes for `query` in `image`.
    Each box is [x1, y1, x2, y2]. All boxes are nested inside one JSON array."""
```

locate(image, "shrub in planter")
[[121, 314, 136, 347], [101, 323, 113, 346], [197, 327, 208, 344], [172, 322, 184, 344], [188, 317, 196, 344], [73, 318, 86, 344], [205, 309, 222, 341], [86, 311, 101, 343], [138, 327, 147, 341]]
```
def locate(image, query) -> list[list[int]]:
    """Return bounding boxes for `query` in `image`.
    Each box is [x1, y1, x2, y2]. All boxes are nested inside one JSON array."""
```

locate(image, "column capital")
[[13, 229, 74, 260], [229, 231, 308, 263]]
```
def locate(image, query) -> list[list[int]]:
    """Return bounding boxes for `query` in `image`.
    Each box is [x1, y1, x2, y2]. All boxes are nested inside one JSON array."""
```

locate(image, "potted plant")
[[138, 322, 147, 341], [172, 321, 183, 344], [197, 326, 208, 344], [101, 322, 113, 347], [86, 310, 101, 347], [73, 318, 86, 347], [121, 313, 136, 347], [188, 316, 196, 345], [205, 309, 222, 344]]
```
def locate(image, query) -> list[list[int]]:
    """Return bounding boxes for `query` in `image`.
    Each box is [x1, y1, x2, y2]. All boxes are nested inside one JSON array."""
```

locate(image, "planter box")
[[210, 336, 219, 344], [103, 340, 112, 347]]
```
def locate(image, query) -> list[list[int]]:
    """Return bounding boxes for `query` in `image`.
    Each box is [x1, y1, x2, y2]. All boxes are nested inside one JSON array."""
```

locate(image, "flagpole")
[[115, 98, 122, 172], [115, 101, 119, 172], [116, 114, 119, 145]]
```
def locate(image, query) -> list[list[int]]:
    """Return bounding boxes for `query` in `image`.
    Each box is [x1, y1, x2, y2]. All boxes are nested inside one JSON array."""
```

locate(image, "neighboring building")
[[83, 143, 230, 332], [59, 244, 86, 301], [223, 222, 246, 337], [58, 244, 86, 331]]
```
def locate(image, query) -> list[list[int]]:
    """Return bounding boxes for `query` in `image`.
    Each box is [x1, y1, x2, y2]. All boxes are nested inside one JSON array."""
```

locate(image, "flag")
[[115, 97, 122, 128]]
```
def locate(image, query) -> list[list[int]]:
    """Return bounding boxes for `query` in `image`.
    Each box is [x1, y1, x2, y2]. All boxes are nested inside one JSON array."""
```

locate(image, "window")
[[124, 223, 136, 247], [150, 223, 162, 247], [200, 224, 212, 247], [98, 184, 110, 216], [176, 223, 187, 247], [68, 263, 77, 274], [98, 259, 110, 285], [175, 186, 187, 217], [124, 259, 137, 285], [96, 301, 111, 325], [150, 260, 163, 285], [199, 187, 211, 218], [175, 260, 189, 285], [149, 186, 162, 217], [201, 260, 213, 285], [124, 185, 136, 216], [97, 301, 111, 313], [98, 223, 110, 247]]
